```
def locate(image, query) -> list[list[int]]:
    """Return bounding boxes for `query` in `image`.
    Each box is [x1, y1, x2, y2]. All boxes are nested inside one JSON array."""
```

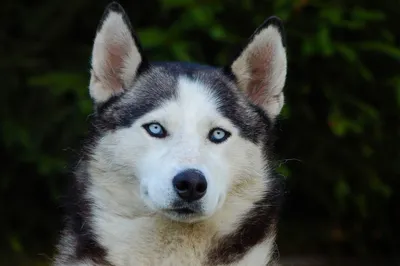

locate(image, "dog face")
[[86, 3, 286, 223]]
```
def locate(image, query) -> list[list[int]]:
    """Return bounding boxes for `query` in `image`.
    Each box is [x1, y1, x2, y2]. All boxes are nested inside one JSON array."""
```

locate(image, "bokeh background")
[[1, 0, 399, 265]]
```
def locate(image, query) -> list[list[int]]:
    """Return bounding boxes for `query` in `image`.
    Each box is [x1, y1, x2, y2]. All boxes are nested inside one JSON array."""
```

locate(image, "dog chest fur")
[[91, 209, 275, 266]]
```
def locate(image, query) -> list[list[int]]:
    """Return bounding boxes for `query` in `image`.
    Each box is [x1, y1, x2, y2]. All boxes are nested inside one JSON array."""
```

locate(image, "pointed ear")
[[228, 17, 287, 120], [89, 2, 146, 104]]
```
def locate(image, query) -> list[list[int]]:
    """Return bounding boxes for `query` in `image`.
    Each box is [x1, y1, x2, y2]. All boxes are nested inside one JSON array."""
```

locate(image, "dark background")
[[1, 0, 399, 265]]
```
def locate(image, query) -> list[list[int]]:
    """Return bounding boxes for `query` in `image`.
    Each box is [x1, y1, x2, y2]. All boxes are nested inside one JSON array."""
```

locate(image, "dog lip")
[[166, 207, 196, 214]]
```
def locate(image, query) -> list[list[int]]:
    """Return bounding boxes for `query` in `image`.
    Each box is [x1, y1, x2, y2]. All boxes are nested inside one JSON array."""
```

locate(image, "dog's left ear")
[[90, 2, 146, 104], [228, 17, 287, 119]]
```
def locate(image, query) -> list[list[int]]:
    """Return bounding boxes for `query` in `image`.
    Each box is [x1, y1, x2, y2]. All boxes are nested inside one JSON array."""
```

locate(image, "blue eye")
[[209, 128, 231, 144], [143, 123, 167, 138]]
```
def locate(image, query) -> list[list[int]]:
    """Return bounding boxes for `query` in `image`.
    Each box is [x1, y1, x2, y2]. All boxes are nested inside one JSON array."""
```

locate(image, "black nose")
[[173, 169, 207, 202]]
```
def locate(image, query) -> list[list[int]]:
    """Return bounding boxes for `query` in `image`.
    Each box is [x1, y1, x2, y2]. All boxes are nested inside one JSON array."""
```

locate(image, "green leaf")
[[189, 6, 215, 27], [334, 179, 350, 200], [28, 72, 87, 97], [369, 175, 392, 198], [137, 28, 167, 48], [320, 7, 342, 24], [359, 42, 400, 60], [317, 27, 333, 56], [351, 7, 386, 22], [335, 43, 358, 62], [356, 62, 374, 81], [171, 42, 192, 61], [9, 236, 23, 253], [210, 25, 227, 41]]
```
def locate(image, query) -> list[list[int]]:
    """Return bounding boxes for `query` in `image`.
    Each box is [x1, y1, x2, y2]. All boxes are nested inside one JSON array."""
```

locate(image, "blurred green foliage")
[[1, 0, 399, 264]]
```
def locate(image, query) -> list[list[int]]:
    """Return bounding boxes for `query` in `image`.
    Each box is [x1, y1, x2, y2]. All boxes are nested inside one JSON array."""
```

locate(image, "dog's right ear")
[[89, 2, 146, 104]]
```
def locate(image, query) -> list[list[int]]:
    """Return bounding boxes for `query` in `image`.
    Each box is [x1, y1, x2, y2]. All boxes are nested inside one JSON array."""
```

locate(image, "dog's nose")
[[173, 169, 207, 202]]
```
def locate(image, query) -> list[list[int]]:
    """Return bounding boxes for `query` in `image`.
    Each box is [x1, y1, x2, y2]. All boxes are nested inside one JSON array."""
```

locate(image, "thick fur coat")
[[54, 2, 287, 266]]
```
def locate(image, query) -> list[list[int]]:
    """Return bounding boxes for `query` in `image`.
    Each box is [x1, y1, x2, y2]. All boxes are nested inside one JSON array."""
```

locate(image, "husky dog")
[[54, 2, 287, 266]]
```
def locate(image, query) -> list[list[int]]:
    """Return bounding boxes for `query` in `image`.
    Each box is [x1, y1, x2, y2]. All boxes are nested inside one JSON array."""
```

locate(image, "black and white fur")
[[54, 2, 287, 266]]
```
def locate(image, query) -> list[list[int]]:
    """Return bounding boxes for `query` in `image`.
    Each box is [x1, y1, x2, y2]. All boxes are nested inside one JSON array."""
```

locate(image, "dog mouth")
[[166, 207, 198, 215], [168, 207, 196, 215], [162, 205, 205, 222], [162, 207, 207, 223], [159, 202, 214, 223]]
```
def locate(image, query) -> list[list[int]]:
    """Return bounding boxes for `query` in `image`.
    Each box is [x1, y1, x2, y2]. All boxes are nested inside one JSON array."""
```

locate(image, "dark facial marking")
[[206, 177, 284, 265], [60, 162, 111, 265], [193, 69, 271, 143], [93, 67, 178, 132], [92, 61, 272, 146]]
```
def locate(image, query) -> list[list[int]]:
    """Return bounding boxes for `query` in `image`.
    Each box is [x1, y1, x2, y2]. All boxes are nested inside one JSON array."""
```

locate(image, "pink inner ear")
[[247, 44, 273, 106], [103, 43, 128, 93]]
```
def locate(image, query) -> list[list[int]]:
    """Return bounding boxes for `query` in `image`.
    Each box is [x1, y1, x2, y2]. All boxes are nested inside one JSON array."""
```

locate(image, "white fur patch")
[[238, 239, 275, 266]]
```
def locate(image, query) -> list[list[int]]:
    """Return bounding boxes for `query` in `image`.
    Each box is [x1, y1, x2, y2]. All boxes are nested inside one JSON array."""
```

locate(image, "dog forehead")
[[121, 63, 231, 106], [175, 76, 220, 114], [97, 63, 267, 143], [119, 63, 240, 119]]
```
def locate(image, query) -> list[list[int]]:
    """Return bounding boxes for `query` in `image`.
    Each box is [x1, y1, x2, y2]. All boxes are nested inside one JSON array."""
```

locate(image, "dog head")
[[86, 2, 286, 223]]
